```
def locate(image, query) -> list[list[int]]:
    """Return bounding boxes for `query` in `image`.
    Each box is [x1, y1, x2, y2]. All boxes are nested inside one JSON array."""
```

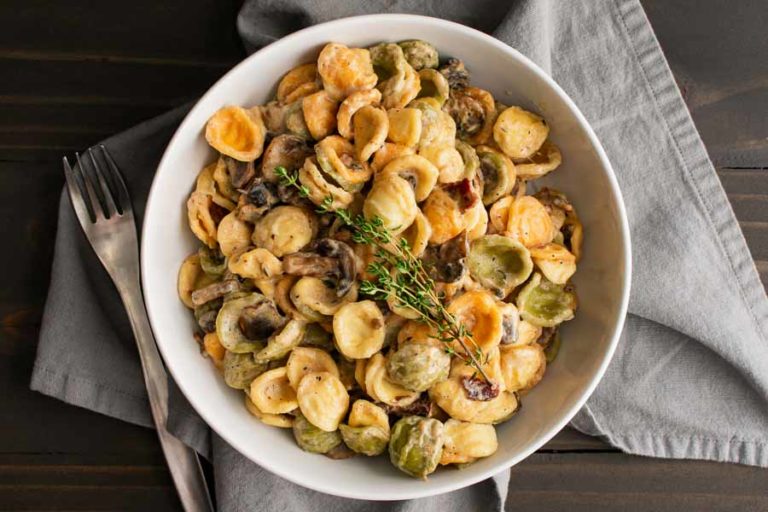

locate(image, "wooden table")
[[2, 1, 766, 510]]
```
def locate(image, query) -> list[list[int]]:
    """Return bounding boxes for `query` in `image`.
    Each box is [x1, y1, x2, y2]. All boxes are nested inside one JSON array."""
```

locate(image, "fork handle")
[[119, 281, 215, 512]]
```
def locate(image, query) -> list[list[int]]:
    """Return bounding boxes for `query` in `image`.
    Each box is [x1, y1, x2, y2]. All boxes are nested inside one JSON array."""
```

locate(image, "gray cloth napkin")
[[32, 0, 768, 510]]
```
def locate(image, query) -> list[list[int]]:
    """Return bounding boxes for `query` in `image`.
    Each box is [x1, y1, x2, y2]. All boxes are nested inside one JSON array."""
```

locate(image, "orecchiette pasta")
[[252, 205, 317, 257], [286, 346, 340, 390], [205, 106, 266, 162], [216, 211, 252, 257], [337, 89, 382, 139], [353, 105, 389, 161], [302, 90, 339, 140], [249, 367, 298, 414], [440, 419, 498, 465], [297, 371, 349, 431], [333, 300, 385, 359], [180, 39, 582, 479], [493, 106, 549, 159], [363, 174, 419, 235], [277, 63, 320, 104], [379, 154, 439, 202], [506, 196, 554, 248], [186, 192, 219, 248], [387, 107, 422, 147], [317, 43, 378, 100]]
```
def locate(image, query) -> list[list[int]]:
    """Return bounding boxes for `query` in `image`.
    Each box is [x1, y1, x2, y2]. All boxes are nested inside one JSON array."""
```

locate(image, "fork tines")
[[63, 145, 129, 223]]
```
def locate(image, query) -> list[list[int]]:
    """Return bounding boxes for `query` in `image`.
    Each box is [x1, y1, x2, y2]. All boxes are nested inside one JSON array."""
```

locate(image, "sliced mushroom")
[[194, 298, 222, 333], [261, 134, 314, 183], [191, 279, 241, 307], [282, 238, 357, 297], [222, 155, 256, 189], [422, 231, 468, 283], [238, 300, 287, 341], [237, 178, 279, 223]]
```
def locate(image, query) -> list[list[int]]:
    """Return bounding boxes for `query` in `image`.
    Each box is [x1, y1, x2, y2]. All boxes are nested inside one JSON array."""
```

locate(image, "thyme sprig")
[[275, 166, 492, 383]]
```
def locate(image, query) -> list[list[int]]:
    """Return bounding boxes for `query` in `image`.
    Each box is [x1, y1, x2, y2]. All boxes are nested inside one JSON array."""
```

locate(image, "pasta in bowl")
[[143, 14, 629, 500]]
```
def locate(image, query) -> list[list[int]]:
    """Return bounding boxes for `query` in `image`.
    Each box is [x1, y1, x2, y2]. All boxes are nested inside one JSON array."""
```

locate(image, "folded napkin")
[[33, 0, 768, 510]]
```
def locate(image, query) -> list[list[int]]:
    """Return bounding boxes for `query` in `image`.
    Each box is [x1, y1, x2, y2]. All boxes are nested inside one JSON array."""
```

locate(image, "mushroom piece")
[[282, 238, 357, 297], [238, 300, 287, 341], [237, 178, 279, 223], [438, 58, 470, 90], [190, 279, 241, 307], [261, 134, 314, 183], [422, 231, 468, 283], [222, 155, 256, 189]]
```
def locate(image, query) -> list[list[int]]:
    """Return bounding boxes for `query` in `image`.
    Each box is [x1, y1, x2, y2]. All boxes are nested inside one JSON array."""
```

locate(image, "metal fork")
[[63, 145, 214, 512]]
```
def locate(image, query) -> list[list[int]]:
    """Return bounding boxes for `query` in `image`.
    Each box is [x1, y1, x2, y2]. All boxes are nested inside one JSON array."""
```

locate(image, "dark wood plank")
[[507, 452, 768, 512], [642, 0, 768, 168], [0, 1, 243, 61]]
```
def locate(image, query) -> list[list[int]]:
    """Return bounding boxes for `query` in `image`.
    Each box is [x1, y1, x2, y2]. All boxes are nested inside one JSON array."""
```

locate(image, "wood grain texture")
[[0, 0, 766, 510]]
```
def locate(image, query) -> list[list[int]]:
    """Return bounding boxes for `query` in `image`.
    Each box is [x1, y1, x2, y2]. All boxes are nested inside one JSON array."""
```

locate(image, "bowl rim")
[[141, 12, 632, 500]]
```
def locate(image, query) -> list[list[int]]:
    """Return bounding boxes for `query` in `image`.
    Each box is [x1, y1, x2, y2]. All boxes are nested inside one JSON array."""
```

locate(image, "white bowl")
[[142, 14, 631, 501]]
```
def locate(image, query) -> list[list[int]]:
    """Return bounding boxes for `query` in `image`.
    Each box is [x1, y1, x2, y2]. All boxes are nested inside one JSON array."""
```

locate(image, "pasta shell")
[[514, 140, 562, 180], [216, 211, 252, 257], [477, 145, 516, 206], [205, 106, 266, 162], [454, 140, 480, 181], [333, 300, 385, 359], [297, 371, 350, 431], [488, 196, 514, 234], [363, 174, 418, 235], [499, 343, 546, 393], [364, 353, 420, 407], [396, 320, 440, 349], [400, 211, 432, 257], [244, 393, 293, 428], [249, 367, 298, 415], [353, 105, 389, 161], [429, 376, 518, 424], [371, 143, 416, 172], [274, 275, 308, 321], [517, 320, 543, 346], [387, 108, 422, 147], [212, 157, 240, 203], [439, 419, 498, 465], [416, 68, 449, 105], [337, 89, 382, 139], [317, 43, 378, 101], [196, 162, 236, 210], [410, 98, 456, 149], [298, 157, 354, 210], [315, 135, 374, 192], [277, 63, 320, 104], [354, 359, 368, 394], [252, 205, 317, 257], [255, 319, 307, 363], [348, 399, 390, 432], [420, 145, 466, 184], [379, 154, 439, 202], [506, 196, 554, 248], [446, 290, 504, 354], [450, 346, 507, 393], [177, 253, 215, 308], [228, 248, 283, 281], [422, 186, 468, 244], [302, 90, 339, 140], [286, 346, 340, 390], [290, 276, 358, 322], [465, 200, 489, 241], [186, 191, 218, 248], [529, 243, 577, 284], [381, 63, 421, 109], [493, 106, 549, 159]]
